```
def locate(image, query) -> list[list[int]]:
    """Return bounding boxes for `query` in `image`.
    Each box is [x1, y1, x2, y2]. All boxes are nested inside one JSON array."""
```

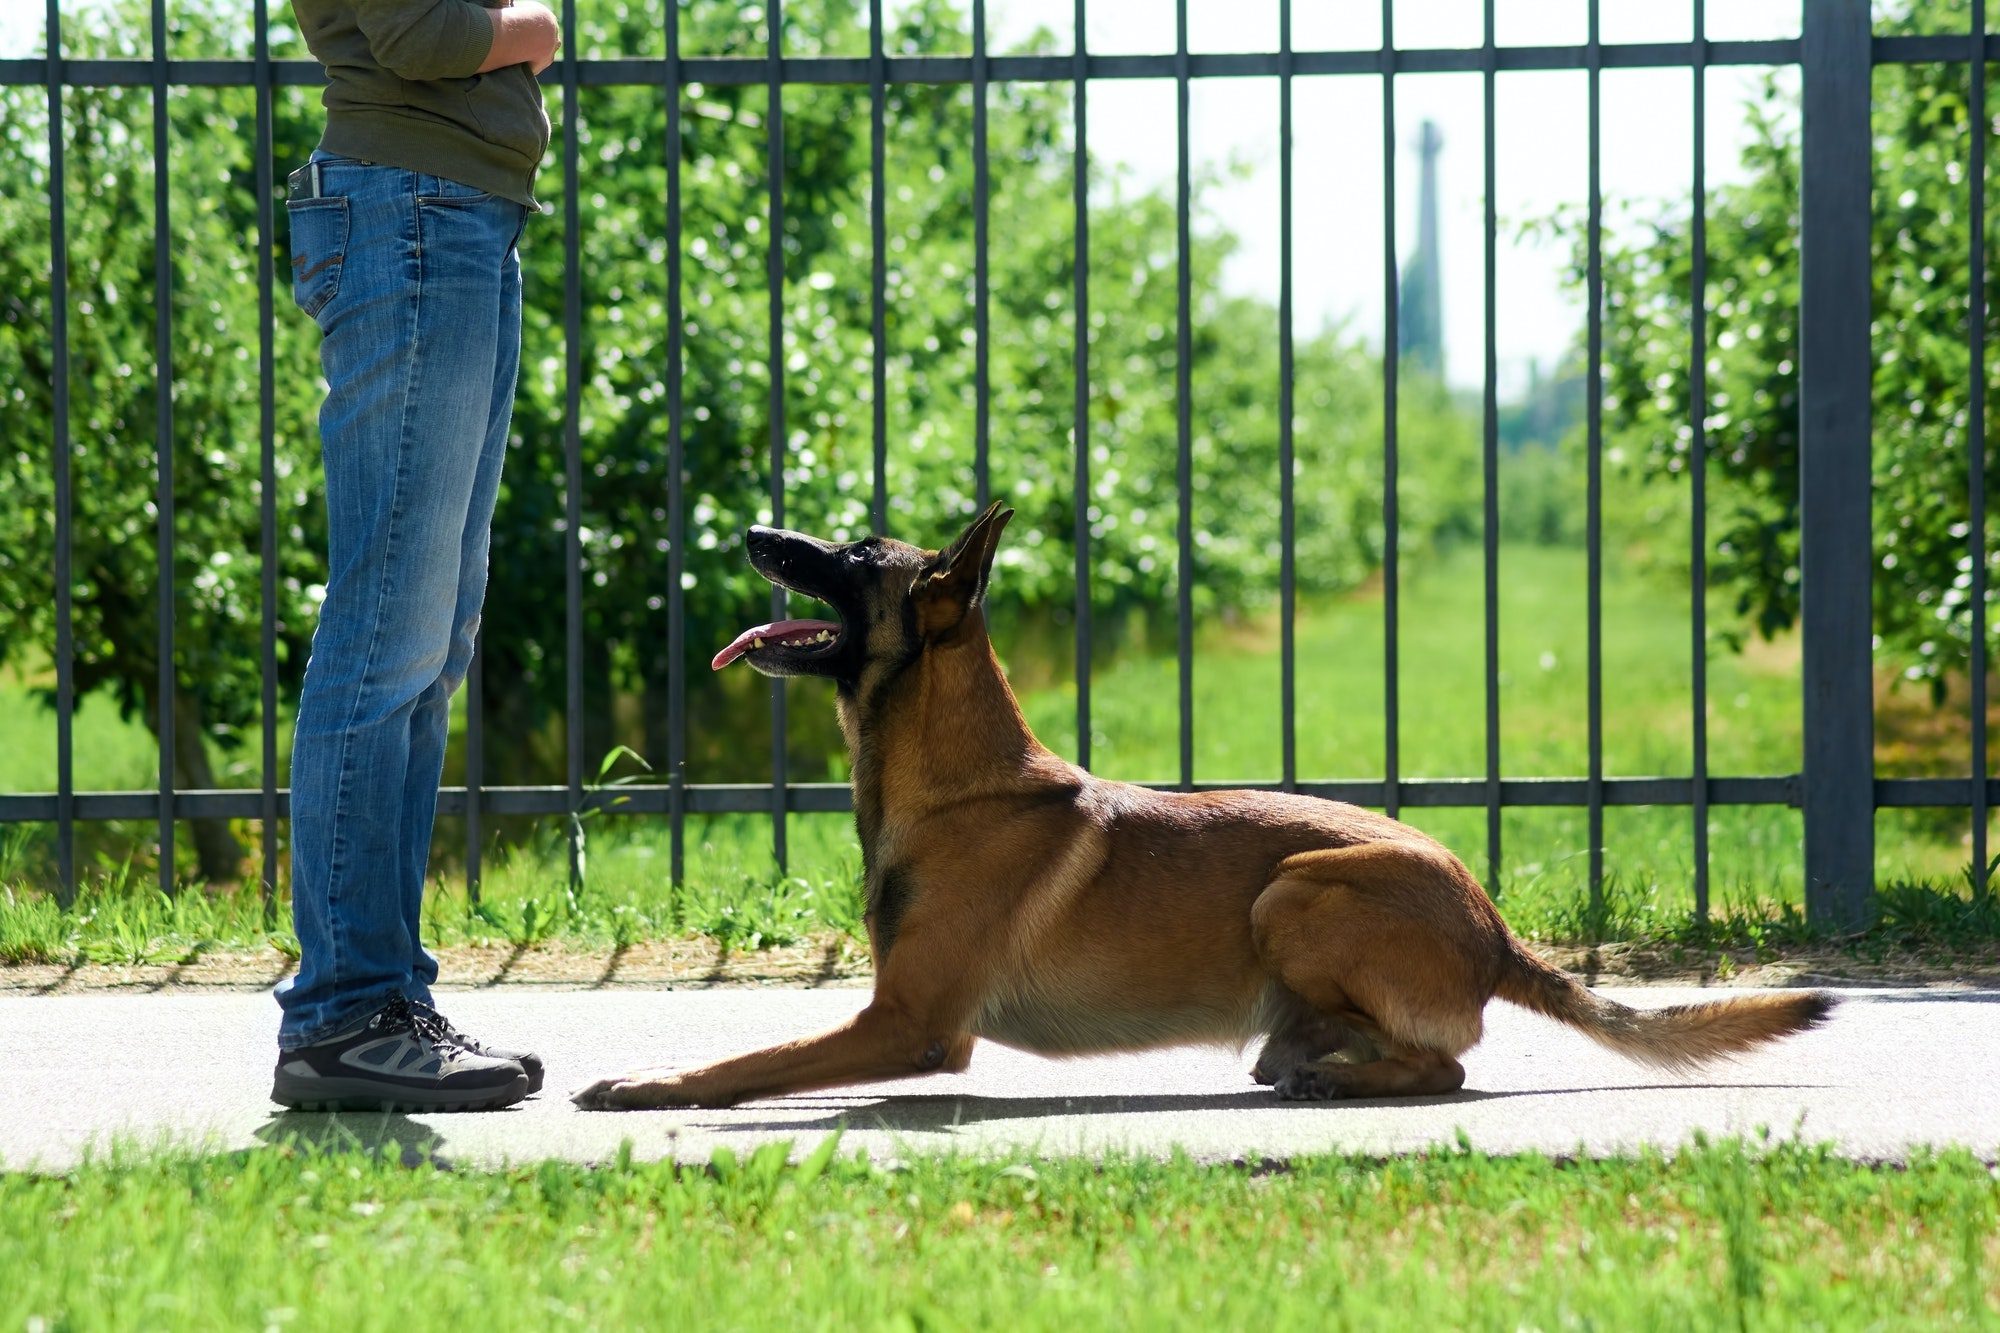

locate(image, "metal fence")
[[2, 0, 1992, 928]]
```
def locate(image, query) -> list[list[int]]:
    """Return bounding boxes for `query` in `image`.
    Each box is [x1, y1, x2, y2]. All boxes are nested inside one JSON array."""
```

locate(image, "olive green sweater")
[[291, 0, 549, 206]]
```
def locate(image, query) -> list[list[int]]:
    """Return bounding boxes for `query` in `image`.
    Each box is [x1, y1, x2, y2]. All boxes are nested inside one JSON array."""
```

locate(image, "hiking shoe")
[[411, 999, 545, 1095], [271, 997, 528, 1112]]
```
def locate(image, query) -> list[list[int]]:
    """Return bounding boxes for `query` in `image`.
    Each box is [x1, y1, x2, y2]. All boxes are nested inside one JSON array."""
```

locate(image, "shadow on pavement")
[[254, 1112, 458, 1166], [1840, 990, 2000, 1003], [684, 1082, 1827, 1136]]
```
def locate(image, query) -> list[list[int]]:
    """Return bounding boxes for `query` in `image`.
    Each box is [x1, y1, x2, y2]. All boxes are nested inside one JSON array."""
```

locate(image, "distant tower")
[[1398, 120, 1445, 378]]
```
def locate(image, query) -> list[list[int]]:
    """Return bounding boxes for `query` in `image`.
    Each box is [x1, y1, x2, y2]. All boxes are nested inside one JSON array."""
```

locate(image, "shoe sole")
[[271, 1069, 529, 1113]]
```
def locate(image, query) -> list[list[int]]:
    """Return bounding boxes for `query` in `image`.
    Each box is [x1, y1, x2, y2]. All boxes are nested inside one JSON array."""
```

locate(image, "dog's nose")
[[748, 525, 775, 538]]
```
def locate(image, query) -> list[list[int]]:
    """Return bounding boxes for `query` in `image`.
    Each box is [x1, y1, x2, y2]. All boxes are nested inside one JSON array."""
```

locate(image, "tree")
[[1588, 0, 1995, 700]]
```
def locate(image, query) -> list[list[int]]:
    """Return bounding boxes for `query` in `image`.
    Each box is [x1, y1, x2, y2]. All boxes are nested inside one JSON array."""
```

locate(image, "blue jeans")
[[276, 152, 529, 1049]]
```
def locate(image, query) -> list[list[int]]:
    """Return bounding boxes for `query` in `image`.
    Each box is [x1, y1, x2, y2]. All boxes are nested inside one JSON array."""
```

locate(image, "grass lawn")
[[3, 541, 1996, 965], [3, 1138, 1994, 1331]]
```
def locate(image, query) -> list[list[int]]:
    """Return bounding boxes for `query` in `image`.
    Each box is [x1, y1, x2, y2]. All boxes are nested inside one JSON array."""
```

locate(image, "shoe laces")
[[378, 996, 473, 1057], [406, 999, 478, 1056]]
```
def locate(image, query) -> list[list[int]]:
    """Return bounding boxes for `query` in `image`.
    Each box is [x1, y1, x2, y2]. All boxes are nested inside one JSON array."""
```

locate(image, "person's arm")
[[478, 1, 560, 74], [351, 0, 557, 81]]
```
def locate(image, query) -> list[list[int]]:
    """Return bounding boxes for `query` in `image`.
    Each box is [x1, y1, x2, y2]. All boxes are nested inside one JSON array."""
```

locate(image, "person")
[[271, 0, 561, 1111]]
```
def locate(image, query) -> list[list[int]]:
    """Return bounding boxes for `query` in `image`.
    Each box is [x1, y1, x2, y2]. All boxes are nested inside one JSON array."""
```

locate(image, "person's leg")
[[404, 207, 525, 999], [395, 208, 549, 1095], [277, 160, 519, 1051]]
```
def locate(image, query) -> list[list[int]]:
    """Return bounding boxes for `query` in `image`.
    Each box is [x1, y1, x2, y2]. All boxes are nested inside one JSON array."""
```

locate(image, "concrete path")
[[4, 986, 1996, 1169]]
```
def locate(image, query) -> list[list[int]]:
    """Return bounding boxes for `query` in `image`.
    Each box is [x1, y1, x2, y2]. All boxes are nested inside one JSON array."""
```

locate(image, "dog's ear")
[[914, 501, 1013, 640]]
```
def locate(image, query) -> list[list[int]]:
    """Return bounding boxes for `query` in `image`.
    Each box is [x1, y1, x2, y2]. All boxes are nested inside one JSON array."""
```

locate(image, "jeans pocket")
[[286, 196, 349, 321], [416, 171, 494, 206]]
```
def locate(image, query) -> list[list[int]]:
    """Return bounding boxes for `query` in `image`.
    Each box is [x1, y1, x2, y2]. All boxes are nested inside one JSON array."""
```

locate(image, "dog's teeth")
[[751, 637, 764, 649]]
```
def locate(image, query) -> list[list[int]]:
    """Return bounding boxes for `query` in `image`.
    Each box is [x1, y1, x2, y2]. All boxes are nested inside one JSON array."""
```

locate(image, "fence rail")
[[5, 0, 1993, 928]]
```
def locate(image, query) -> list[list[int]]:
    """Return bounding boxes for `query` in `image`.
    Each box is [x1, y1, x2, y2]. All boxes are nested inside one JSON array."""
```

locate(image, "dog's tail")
[[1493, 944, 1836, 1072]]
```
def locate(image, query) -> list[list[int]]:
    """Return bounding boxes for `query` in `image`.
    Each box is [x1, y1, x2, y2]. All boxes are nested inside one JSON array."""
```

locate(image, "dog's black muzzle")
[[745, 525, 847, 604]]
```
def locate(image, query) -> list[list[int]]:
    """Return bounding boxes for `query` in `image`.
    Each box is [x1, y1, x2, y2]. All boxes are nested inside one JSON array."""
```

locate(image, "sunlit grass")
[[2, 1137, 1995, 1332]]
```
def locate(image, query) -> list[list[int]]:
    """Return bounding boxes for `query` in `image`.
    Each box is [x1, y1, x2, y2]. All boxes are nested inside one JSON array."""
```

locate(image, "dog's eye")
[[846, 547, 867, 564]]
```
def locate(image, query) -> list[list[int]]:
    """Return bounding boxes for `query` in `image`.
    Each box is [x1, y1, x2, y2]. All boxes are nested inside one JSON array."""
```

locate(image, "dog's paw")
[[571, 1069, 692, 1111], [1272, 1065, 1343, 1102]]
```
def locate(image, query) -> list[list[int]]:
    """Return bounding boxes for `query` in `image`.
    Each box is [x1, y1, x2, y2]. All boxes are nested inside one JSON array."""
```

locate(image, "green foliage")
[[1586, 0, 1997, 694], [0, 4, 326, 883]]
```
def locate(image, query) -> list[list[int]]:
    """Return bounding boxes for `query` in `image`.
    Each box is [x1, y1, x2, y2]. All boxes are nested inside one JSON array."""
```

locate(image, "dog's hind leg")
[[1249, 990, 1379, 1086], [1250, 841, 1498, 1100]]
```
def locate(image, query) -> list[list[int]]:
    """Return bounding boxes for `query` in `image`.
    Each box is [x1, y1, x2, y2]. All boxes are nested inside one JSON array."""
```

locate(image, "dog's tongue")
[[711, 619, 841, 670]]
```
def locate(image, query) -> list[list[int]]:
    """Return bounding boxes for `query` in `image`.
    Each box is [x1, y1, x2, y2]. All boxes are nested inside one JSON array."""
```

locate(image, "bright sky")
[[4, 0, 1810, 394]]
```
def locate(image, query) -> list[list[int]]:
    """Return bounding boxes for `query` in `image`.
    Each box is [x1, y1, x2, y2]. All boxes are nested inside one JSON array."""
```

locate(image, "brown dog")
[[573, 504, 1834, 1109]]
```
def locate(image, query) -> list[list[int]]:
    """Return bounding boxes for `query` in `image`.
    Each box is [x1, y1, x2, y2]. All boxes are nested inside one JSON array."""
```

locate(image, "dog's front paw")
[[571, 1068, 694, 1111]]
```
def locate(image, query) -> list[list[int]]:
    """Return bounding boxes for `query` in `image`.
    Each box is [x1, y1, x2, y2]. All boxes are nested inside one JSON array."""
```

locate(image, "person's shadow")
[[255, 1112, 451, 1167]]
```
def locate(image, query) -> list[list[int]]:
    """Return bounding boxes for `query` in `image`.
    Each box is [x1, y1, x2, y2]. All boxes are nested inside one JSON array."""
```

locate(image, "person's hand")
[[480, 0, 561, 75]]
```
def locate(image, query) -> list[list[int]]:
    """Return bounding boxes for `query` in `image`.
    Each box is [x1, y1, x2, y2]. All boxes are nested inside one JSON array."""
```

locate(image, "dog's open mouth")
[[710, 618, 843, 670]]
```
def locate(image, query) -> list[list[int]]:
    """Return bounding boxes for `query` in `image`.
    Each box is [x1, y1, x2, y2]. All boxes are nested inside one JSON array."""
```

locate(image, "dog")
[[573, 503, 1834, 1109]]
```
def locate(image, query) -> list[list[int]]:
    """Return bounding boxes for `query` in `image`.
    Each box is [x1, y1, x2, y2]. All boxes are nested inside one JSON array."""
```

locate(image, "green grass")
[[3, 542, 1997, 963], [0, 814, 870, 965], [3, 1138, 1995, 1331], [0, 665, 162, 796]]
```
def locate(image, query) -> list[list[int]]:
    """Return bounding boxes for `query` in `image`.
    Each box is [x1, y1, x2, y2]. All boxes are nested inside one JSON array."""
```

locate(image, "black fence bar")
[[7, 42, 1844, 93], [1585, 0, 1605, 910], [254, 0, 278, 914], [466, 625, 484, 899], [1277, 0, 1296, 793], [561, 0, 585, 889], [1798, 0, 1876, 928], [45, 0, 75, 906], [972, 0, 990, 510], [665, 1, 687, 885], [1690, 0, 1711, 922], [1175, 0, 1194, 792], [1481, 0, 1501, 891], [150, 0, 176, 897], [869, 0, 888, 536], [1882, 33, 2000, 62], [1875, 777, 2000, 806], [1380, 0, 1400, 821], [766, 1, 789, 870], [0, 773, 1815, 824], [1972, 0, 1990, 887], [1072, 0, 1091, 771]]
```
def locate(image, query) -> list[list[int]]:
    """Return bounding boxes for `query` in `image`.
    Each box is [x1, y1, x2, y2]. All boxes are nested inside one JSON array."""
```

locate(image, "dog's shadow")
[[687, 1082, 1824, 1136]]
